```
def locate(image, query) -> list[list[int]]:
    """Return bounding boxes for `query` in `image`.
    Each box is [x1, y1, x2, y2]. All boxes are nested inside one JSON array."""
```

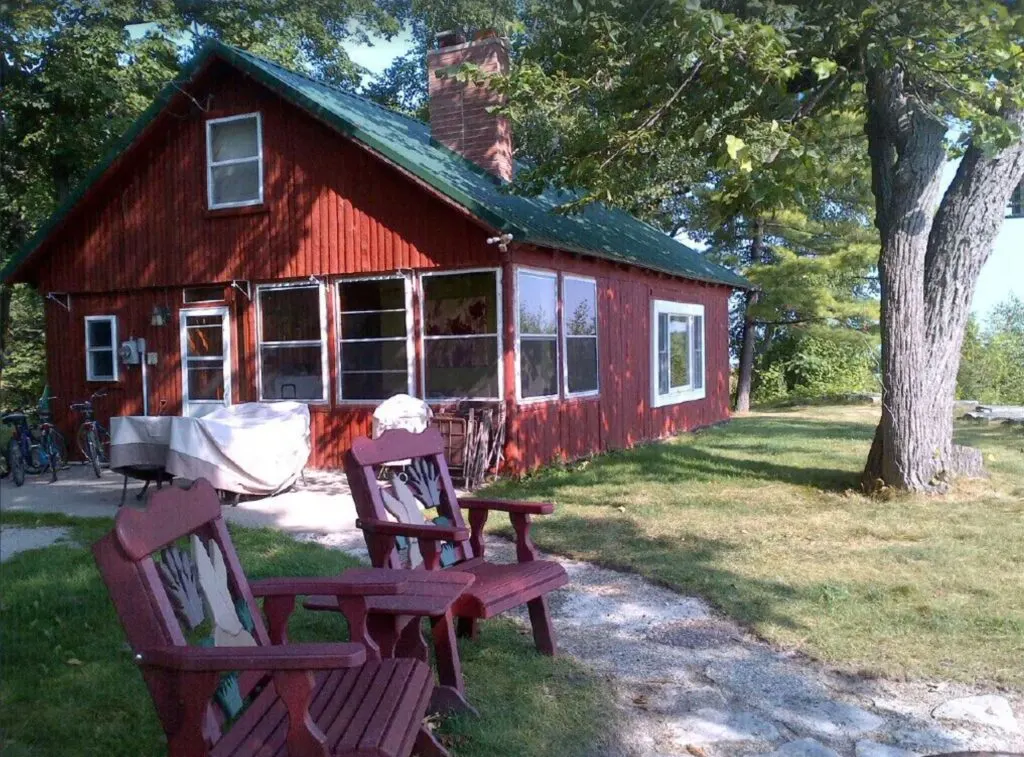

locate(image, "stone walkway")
[[4, 472, 1021, 757], [301, 532, 1023, 757]]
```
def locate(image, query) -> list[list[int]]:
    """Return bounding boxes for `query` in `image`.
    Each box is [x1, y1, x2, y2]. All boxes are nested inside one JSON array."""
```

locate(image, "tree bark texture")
[[861, 65, 1024, 492], [733, 217, 765, 413]]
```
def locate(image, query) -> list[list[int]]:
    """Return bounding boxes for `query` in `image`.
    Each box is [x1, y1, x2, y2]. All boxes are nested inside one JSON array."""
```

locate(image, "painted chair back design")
[[347, 428, 472, 569]]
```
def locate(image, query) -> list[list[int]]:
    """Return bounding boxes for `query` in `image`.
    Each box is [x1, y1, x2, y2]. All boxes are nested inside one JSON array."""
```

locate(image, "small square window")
[[651, 300, 705, 407], [85, 315, 118, 382], [206, 114, 263, 209]]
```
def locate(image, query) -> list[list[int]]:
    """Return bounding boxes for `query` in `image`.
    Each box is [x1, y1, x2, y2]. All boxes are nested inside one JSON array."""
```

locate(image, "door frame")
[[180, 306, 232, 417]]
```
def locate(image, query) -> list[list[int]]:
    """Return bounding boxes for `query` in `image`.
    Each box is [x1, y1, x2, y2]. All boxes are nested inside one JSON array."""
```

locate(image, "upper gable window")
[[206, 113, 263, 209]]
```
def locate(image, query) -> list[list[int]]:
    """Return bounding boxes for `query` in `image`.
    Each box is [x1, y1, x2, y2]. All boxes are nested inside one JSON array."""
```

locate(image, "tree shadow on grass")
[[509, 512, 811, 635]]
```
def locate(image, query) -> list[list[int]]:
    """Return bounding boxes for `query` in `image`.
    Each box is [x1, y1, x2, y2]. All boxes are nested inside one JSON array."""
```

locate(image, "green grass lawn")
[[483, 405, 1024, 688], [0, 513, 612, 757]]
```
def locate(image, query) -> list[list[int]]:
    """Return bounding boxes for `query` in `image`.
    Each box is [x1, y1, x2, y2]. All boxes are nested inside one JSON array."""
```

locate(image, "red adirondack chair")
[[343, 428, 569, 658], [92, 478, 449, 757]]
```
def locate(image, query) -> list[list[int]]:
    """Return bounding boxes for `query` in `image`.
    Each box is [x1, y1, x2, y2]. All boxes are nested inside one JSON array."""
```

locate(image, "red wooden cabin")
[[1, 34, 749, 474]]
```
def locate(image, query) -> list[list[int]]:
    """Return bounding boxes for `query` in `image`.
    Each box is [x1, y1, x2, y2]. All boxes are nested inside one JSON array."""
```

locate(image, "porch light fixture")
[[150, 305, 171, 326], [45, 292, 70, 311]]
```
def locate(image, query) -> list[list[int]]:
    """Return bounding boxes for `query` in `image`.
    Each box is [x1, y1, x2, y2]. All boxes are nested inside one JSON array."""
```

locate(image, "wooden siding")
[[504, 246, 732, 472], [28, 60, 732, 474], [29, 60, 496, 294]]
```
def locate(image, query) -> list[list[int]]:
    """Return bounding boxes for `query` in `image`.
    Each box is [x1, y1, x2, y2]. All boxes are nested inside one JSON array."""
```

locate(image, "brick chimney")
[[427, 31, 513, 182]]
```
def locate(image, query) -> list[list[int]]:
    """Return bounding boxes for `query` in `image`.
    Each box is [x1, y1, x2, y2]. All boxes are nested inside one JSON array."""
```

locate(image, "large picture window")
[[421, 270, 501, 399], [651, 300, 705, 407], [337, 277, 412, 401], [85, 315, 118, 382], [206, 113, 263, 209], [257, 283, 327, 401], [516, 269, 559, 400], [562, 276, 599, 396]]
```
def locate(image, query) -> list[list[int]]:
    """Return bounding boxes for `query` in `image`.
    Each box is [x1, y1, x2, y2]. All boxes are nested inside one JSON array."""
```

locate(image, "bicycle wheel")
[[26, 442, 43, 474], [45, 434, 60, 482], [53, 430, 68, 471], [8, 439, 25, 487], [87, 428, 102, 478], [76, 423, 91, 463], [97, 425, 111, 466]]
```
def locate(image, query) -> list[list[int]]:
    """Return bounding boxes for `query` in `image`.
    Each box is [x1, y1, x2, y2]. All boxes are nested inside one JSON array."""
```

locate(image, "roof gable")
[[2, 41, 749, 289]]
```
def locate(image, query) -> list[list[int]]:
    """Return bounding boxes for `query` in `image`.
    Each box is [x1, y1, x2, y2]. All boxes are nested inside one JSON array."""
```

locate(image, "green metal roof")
[[2, 41, 749, 289]]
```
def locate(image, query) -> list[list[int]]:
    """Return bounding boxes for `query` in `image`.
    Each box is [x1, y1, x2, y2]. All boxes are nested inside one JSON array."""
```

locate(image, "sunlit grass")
[[483, 405, 1024, 687], [0, 518, 612, 756]]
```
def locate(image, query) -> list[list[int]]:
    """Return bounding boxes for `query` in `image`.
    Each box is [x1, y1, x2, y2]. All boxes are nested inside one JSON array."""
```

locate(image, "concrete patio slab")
[[0, 464, 358, 536]]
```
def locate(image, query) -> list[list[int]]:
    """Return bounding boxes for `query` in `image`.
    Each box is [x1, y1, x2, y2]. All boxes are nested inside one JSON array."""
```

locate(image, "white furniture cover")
[[109, 416, 174, 469], [166, 402, 311, 496], [371, 394, 433, 438]]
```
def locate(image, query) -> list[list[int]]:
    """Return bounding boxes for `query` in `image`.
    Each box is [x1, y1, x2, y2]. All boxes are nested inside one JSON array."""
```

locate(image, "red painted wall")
[[25, 58, 732, 474], [503, 247, 732, 472]]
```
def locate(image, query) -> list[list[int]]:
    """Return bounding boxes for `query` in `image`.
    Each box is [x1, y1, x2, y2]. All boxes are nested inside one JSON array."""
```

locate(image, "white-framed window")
[[516, 268, 559, 401], [256, 282, 328, 402], [651, 300, 705, 407], [562, 275, 599, 397], [336, 275, 414, 402], [206, 113, 263, 209], [420, 268, 502, 400], [85, 315, 118, 382]]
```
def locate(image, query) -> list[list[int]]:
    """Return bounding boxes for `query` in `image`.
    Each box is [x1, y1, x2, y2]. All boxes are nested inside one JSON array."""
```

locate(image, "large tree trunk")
[[861, 66, 1024, 492], [733, 217, 764, 413]]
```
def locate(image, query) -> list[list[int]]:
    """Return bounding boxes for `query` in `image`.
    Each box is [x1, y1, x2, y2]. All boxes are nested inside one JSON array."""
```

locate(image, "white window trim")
[[561, 274, 600, 399], [650, 299, 706, 408], [180, 306, 232, 416], [335, 274, 415, 404], [206, 112, 264, 210], [515, 267, 560, 404], [255, 281, 329, 404], [84, 315, 119, 382], [419, 267, 504, 402]]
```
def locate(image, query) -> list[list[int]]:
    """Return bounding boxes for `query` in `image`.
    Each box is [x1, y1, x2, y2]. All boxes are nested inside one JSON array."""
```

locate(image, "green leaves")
[[725, 134, 746, 160], [811, 57, 837, 81]]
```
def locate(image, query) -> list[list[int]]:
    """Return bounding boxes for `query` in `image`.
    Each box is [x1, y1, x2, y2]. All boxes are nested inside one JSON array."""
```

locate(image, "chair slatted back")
[[346, 428, 474, 568], [93, 479, 272, 747]]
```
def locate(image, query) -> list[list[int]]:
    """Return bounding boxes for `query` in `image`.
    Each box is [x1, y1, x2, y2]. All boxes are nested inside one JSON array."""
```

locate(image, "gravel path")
[[300, 531, 1023, 757]]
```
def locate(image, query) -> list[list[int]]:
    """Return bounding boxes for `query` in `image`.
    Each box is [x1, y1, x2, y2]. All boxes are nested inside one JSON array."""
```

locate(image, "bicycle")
[[71, 390, 110, 478], [1, 409, 38, 485], [32, 398, 67, 482]]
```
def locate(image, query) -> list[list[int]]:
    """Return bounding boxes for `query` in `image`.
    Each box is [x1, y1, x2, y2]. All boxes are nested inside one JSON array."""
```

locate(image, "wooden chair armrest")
[[458, 497, 555, 515], [356, 517, 469, 541], [249, 568, 410, 598], [135, 642, 367, 671]]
